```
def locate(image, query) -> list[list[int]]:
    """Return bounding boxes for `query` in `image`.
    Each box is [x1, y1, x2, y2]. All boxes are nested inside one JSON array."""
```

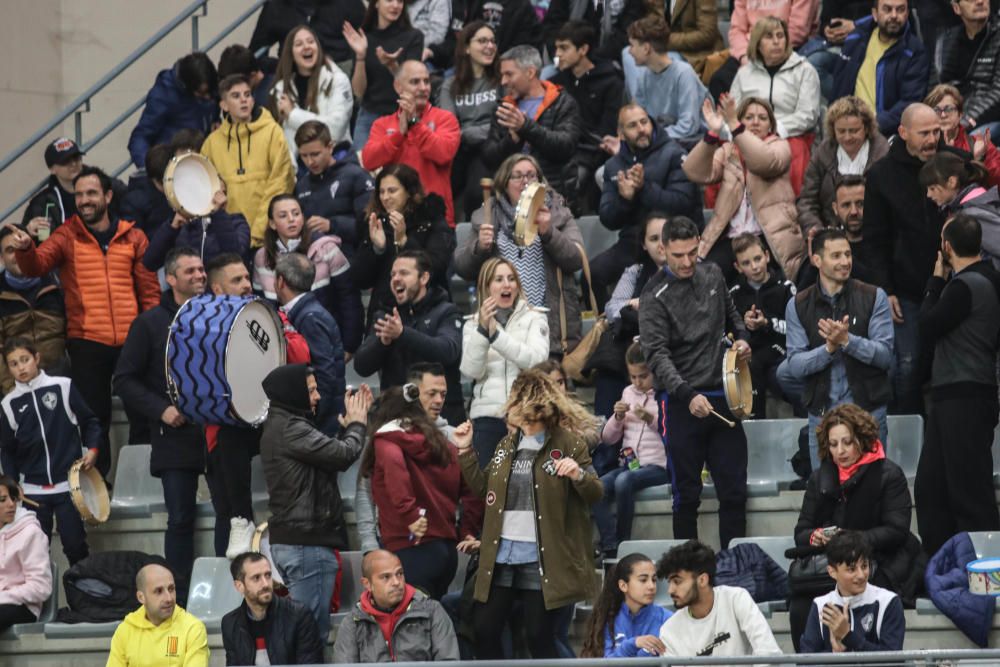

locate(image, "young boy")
[[201, 74, 295, 248], [799, 531, 905, 652], [0, 337, 101, 565], [728, 233, 798, 418]]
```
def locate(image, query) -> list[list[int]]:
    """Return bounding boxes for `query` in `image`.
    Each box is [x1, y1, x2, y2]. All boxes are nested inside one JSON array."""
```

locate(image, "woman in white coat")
[[461, 257, 549, 466], [270, 24, 353, 164], [730, 15, 820, 195]]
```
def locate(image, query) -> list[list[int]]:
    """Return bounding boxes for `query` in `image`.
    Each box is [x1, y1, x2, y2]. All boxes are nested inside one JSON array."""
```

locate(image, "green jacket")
[[458, 426, 602, 609]]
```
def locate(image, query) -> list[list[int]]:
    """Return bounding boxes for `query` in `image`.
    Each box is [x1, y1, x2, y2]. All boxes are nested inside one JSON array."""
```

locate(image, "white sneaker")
[[226, 517, 255, 560]]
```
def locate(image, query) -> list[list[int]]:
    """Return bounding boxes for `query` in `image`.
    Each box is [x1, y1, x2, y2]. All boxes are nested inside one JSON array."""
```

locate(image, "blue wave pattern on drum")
[[168, 294, 251, 425]]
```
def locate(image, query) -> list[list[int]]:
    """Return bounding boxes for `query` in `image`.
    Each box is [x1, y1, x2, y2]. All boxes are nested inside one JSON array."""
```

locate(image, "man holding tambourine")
[[639, 217, 751, 549]]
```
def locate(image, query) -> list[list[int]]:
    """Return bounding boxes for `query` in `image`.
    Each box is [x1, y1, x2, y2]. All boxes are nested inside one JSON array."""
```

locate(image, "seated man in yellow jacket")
[[201, 73, 295, 247], [106, 563, 208, 667]]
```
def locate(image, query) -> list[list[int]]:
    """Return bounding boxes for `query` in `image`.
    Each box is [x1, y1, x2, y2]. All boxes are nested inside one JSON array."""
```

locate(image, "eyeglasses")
[[933, 105, 959, 116], [472, 37, 497, 45], [509, 172, 538, 183]]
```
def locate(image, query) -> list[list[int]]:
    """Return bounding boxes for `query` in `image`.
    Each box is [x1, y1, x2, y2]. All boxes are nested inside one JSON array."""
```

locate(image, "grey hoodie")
[[438, 75, 501, 147]]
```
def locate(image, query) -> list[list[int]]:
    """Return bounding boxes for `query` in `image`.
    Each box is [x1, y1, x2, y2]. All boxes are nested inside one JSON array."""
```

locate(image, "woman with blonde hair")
[[461, 257, 550, 465], [797, 95, 889, 234], [684, 94, 806, 283], [730, 16, 820, 194], [454, 153, 585, 355], [454, 368, 602, 658]]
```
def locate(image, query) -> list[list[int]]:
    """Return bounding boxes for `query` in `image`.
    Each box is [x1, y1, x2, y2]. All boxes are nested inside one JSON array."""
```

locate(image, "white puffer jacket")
[[271, 60, 353, 162], [730, 51, 820, 138], [460, 299, 550, 419]]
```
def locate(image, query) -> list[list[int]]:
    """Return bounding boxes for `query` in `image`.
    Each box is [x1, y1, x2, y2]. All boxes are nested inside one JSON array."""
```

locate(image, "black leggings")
[[474, 583, 557, 659], [0, 604, 36, 632]]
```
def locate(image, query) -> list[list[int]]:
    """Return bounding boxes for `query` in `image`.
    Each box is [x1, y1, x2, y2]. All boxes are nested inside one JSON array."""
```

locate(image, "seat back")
[[743, 419, 807, 493], [969, 531, 1000, 560], [109, 444, 163, 516], [37, 561, 58, 623], [186, 557, 243, 628], [338, 551, 364, 613], [885, 414, 923, 478]]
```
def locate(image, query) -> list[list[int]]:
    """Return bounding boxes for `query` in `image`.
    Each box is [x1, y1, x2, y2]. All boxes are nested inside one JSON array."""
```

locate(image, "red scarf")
[[359, 584, 416, 659], [838, 440, 886, 484]]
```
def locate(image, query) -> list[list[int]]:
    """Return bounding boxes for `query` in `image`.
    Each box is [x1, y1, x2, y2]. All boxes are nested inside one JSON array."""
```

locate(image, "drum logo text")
[[246, 319, 271, 353]]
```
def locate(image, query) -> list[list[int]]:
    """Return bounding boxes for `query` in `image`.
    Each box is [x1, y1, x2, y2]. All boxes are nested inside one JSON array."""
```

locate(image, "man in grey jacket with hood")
[[259, 363, 372, 641], [333, 549, 459, 662]]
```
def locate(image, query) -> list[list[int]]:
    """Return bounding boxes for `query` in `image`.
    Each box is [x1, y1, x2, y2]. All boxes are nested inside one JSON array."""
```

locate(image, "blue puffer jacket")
[[926, 532, 996, 648], [127, 63, 219, 169], [715, 542, 790, 603], [141, 211, 251, 271], [831, 16, 929, 135], [604, 603, 673, 657]]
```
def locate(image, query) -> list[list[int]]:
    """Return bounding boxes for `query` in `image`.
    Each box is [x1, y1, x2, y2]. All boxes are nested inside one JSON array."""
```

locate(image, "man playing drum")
[[638, 216, 751, 549]]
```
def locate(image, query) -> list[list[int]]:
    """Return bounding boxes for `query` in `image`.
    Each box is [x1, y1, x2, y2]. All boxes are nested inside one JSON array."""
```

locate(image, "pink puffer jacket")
[[0, 506, 52, 619]]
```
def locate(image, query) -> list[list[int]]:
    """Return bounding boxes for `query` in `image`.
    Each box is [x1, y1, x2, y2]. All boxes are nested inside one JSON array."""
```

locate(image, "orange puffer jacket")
[[15, 216, 160, 347]]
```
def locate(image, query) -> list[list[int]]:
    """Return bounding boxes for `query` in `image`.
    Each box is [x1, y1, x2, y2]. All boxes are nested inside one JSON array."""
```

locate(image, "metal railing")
[[0, 0, 266, 224], [316, 653, 1000, 666]]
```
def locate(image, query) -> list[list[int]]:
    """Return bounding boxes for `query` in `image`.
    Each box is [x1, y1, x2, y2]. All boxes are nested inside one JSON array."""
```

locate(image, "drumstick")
[[710, 410, 736, 428], [21, 496, 40, 508], [480, 178, 494, 231]]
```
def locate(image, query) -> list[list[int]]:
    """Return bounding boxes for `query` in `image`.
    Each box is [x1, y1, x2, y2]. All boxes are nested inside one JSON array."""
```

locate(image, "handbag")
[[558, 243, 608, 383], [786, 547, 834, 597]]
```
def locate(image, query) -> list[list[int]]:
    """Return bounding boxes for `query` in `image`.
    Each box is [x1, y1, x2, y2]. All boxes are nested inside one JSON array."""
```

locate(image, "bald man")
[[106, 563, 208, 667], [360, 60, 461, 226], [333, 549, 459, 663], [861, 102, 943, 415]]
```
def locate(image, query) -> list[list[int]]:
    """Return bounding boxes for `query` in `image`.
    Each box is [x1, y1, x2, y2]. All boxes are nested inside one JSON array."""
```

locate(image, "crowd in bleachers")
[[5, 0, 1000, 663]]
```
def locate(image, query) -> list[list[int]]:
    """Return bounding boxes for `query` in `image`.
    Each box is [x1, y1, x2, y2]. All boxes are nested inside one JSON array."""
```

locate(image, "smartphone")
[[822, 526, 839, 539], [828, 18, 843, 28]]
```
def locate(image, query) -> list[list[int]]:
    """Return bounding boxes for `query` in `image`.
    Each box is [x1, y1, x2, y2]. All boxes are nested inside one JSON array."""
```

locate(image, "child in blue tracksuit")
[[581, 552, 674, 657], [0, 337, 101, 564], [799, 530, 905, 653]]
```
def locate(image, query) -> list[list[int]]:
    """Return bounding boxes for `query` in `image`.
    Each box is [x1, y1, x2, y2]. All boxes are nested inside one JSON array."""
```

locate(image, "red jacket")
[[15, 215, 160, 347], [371, 423, 483, 551], [953, 126, 1000, 188], [361, 104, 461, 226]]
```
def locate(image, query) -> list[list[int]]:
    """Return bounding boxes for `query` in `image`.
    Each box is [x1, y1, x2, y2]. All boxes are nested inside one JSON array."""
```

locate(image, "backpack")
[[55, 551, 168, 623]]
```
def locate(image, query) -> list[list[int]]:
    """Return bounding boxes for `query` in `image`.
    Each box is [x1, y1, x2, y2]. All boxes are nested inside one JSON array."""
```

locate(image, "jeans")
[[160, 469, 199, 605], [890, 297, 923, 415], [271, 543, 339, 640], [472, 416, 509, 469], [394, 539, 458, 600], [352, 107, 380, 154], [591, 465, 671, 552], [800, 38, 841, 102], [25, 491, 88, 565], [66, 339, 120, 477]]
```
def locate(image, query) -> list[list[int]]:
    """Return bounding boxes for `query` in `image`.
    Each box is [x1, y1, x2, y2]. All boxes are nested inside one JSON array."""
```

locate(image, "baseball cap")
[[44, 137, 85, 168]]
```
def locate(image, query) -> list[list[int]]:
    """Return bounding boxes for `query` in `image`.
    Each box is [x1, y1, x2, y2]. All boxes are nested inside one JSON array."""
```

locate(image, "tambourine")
[[722, 347, 754, 421], [512, 181, 546, 247], [68, 459, 110, 525], [163, 152, 221, 218], [250, 521, 284, 585]]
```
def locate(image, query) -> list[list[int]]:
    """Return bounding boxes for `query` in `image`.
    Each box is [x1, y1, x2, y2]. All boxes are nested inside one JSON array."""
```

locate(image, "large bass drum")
[[166, 295, 286, 426]]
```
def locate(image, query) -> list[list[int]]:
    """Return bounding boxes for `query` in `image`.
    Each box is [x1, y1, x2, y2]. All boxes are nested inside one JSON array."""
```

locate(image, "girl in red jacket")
[[359, 384, 483, 599]]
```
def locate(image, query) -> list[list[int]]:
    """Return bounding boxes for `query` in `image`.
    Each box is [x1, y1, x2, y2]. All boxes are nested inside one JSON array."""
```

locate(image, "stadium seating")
[[108, 444, 163, 517], [186, 557, 244, 632]]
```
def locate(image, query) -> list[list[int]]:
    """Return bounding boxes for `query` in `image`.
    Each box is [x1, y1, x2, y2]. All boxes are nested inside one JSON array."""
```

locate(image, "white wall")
[[0, 0, 261, 223]]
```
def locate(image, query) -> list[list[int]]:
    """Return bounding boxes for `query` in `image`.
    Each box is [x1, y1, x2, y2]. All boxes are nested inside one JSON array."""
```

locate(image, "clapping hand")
[[339, 384, 374, 427], [375, 45, 403, 71], [343, 22, 367, 57], [821, 602, 850, 649], [701, 97, 726, 135], [818, 315, 850, 352], [374, 308, 404, 344], [386, 210, 407, 246], [719, 93, 739, 130], [368, 212, 387, 251], [479, 296, 498, 336]]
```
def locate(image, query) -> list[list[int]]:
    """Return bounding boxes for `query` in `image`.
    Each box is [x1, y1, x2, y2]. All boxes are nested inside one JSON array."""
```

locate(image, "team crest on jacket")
[[41, 392, 57, 411], [861, 612, 874, 633], [329, 181, 340, 200]]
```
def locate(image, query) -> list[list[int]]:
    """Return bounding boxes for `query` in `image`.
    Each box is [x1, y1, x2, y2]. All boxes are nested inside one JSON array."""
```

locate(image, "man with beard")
[[798, 175, 878, 287], [596, 103, 702, 307], [780, 229, 893, 469], [862, 103, 944, 414], [9, 166, 160, 478], [354, 250, 465, 424], [361, 61, 461, 227], [221, 552, 323, 665], [114, 248, 208, 605], [831, 0, 929, 135], [657, 540, 781, 657], [915, 214, 1000, 555]]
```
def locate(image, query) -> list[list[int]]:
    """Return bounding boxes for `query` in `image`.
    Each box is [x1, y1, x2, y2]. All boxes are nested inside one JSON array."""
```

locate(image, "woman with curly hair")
[[454, 368, 602, 658], [788, 403, 924, 650], [580, 552, 671, 657]]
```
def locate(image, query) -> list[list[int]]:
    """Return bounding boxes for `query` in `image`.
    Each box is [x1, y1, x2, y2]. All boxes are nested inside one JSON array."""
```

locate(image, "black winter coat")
[[465, 0, 543, 53], [248, 0, 366, 64], [936, 19, 1000, 125], [542, 0, 644, 62], [861, 139, 946, 303], [729, 271, 795, 367], [482, 83, 583, 204], [222, 596, 324, 666], [112, 290, 206, 476], [119, 173, 173, 239], [295, 144, 374, 254], [549, 59, 626, 164], [794, 456, 924, 602], [353, 194, 455, 328]]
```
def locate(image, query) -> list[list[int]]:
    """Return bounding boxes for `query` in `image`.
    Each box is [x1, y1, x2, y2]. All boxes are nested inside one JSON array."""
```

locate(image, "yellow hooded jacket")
[[201, 106, 295, 247], [106, 605, 208, 667]]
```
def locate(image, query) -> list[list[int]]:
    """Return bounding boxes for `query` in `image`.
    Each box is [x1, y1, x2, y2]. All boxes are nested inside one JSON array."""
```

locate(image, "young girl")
[[591, 342, 669, 559], [920, 152, 1000, 266], [0, 338, 101, 566], [252, 193, 364, 353], [581, 553, 672, 657]]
